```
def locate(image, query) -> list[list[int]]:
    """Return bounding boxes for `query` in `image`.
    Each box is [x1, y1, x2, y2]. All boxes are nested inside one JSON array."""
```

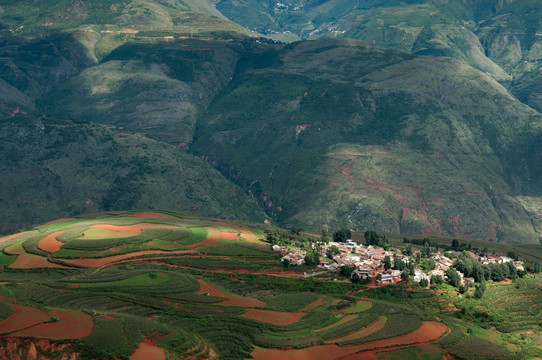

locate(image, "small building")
[[377, 273, 394, 283]]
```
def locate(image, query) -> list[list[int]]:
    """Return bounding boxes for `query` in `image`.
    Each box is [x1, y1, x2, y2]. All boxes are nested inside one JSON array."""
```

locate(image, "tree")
[[340, 265, 354, 278], [383, 255, 391, 270], [404, 244, 412, 256], [326, 245, 341, 259], [351, 272, 360, 283], [419, 278, 429, 287], [451, 239, 459, 250], [401, 269, 410, 282], [430, 275, 443, 285], [304, 251, 320, 266], [474, 281, 486, 299], [393, 257, 406, 270], [333, 229, 351, 242], [446, 268, 461, 287], [282, 258, 290, 267]]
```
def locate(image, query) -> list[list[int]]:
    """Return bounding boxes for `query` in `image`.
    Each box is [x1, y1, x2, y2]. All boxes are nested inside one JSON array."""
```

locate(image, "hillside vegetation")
[[0, 1, 541, 244]]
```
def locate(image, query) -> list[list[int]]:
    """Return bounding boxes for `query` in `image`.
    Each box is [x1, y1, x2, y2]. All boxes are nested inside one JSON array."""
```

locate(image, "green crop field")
[[0, 211, 539, 359]]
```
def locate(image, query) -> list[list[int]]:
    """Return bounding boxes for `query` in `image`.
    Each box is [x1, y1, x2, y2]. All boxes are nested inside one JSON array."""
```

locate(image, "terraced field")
[[0, 211, 539, 359]]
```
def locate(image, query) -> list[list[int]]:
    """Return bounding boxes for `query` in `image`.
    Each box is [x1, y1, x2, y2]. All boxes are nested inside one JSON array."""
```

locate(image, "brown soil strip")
[[14, 309, 93, 339], [38, 231, 64, 253], [0, 304, 50, 334], [129, 212, 180, 219], [60, 249, 196, 268], [187, 228, 221, 248], [301, 298, 324, 312], [195, 279, 266, 307], [8, 254, 69, 269], [130, 341, 166, 360], [316, 315, 358, 333], [0, 232, 30, 244], [220, 232, 240, 240], [242, 309, 304, 325]]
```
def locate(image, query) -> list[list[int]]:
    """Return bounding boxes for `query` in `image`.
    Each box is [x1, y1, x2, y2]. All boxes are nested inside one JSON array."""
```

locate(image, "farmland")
[[0, 211, 539, 359]]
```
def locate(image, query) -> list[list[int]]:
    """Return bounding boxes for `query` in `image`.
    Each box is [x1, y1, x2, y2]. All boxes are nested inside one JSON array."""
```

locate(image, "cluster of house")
[[275, 240, 524, 285]]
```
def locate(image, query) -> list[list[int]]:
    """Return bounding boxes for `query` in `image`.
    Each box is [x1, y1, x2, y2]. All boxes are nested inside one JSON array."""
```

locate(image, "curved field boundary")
[[210, 222, 263, 244], [327, 316, 387, 343], [0, 304, 50, 334], [81, 223, 178, 239], [13, 309, 93, 339], [0, 232, 31, 244], [251, 322, 447, 360], [4, 242, 26, 255], [195, 279, 266, 307], [8, 253, 70, 269], [315, 315, 358, 333], [242, 309, 304, 325], [59, 249, 196, 267], [301, 298, 325, 312], [345, 301, 372, 314], [130, 341, 166, 360], [38, 231, 65, 253], [187, 228, 221, 249], [129, 212, 180, 219]]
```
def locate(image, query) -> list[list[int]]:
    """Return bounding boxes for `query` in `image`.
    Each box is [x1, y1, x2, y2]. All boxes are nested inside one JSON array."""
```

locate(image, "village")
[[273, 237, 525, 287]]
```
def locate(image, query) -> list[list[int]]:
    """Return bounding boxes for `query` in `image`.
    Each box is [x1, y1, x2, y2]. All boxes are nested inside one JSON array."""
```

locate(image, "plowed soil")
[[301, 298, 324, 312], [38, 232, 64, 253], [187, 228, 221, 248], [252, 321, 448, 360], [0, 304, 50, 334], [220, 232, 239, 240], [14, 309, 93, 339], [242, 309, 304, 325], [9, 254, 69, 269], [195, 279, 266, 307], [130, 341, 166, 360], [0, 232, 30, 244], [60, 249, 196, 267], [129, 212, 179, 219]]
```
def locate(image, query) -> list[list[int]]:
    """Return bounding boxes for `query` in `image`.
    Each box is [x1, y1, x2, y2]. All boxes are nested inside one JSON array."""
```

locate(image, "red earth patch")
[[13, 309, 93, 339], [242, 309, 304, 325], [38, 231, 64, 253], [195, 279, 266, 307], [0, 304, 50, 334]]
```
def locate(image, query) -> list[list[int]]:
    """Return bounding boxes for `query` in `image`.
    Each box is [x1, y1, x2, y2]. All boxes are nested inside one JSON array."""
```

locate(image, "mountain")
[[191, 38, 542, 243], [0, 0, 541, 244], [214, 0, 542, 111]]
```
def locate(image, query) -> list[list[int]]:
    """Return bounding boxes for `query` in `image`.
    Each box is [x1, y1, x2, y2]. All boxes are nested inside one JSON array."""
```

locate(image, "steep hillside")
[[0, 117, 266, 234], [192, 39, 542, 243], [215, 0, 542, 111]]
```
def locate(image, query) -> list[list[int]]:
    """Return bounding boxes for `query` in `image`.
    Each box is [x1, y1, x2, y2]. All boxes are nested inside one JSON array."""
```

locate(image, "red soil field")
[[129, 212, 179, 219], [0, 231, 30, 244], [45, 218, 77, 224], [8, 254, 69, 269], [14, 309, 93, 339], [252, 321, 448, 360], [220, 232, 240, 240], [99, 315, 117, 321], [92, 223, 178, 231], [38, 231, 64, 253], [327, 316, 387, 343], [301, 298, 324, 312], [0, 304, 50, 334], [242, 309, 304, 325], [187, 228, 221, 248], [211, 221, 263, 243], [60, 249, 196, 267], [129, 341, 165, 360], [195, 279, 266, 307]]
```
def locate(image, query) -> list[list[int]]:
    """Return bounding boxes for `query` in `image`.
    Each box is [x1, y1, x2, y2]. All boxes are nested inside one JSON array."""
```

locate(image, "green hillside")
[[0, 118, 266, 235], [192, 38, 542, 243]]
